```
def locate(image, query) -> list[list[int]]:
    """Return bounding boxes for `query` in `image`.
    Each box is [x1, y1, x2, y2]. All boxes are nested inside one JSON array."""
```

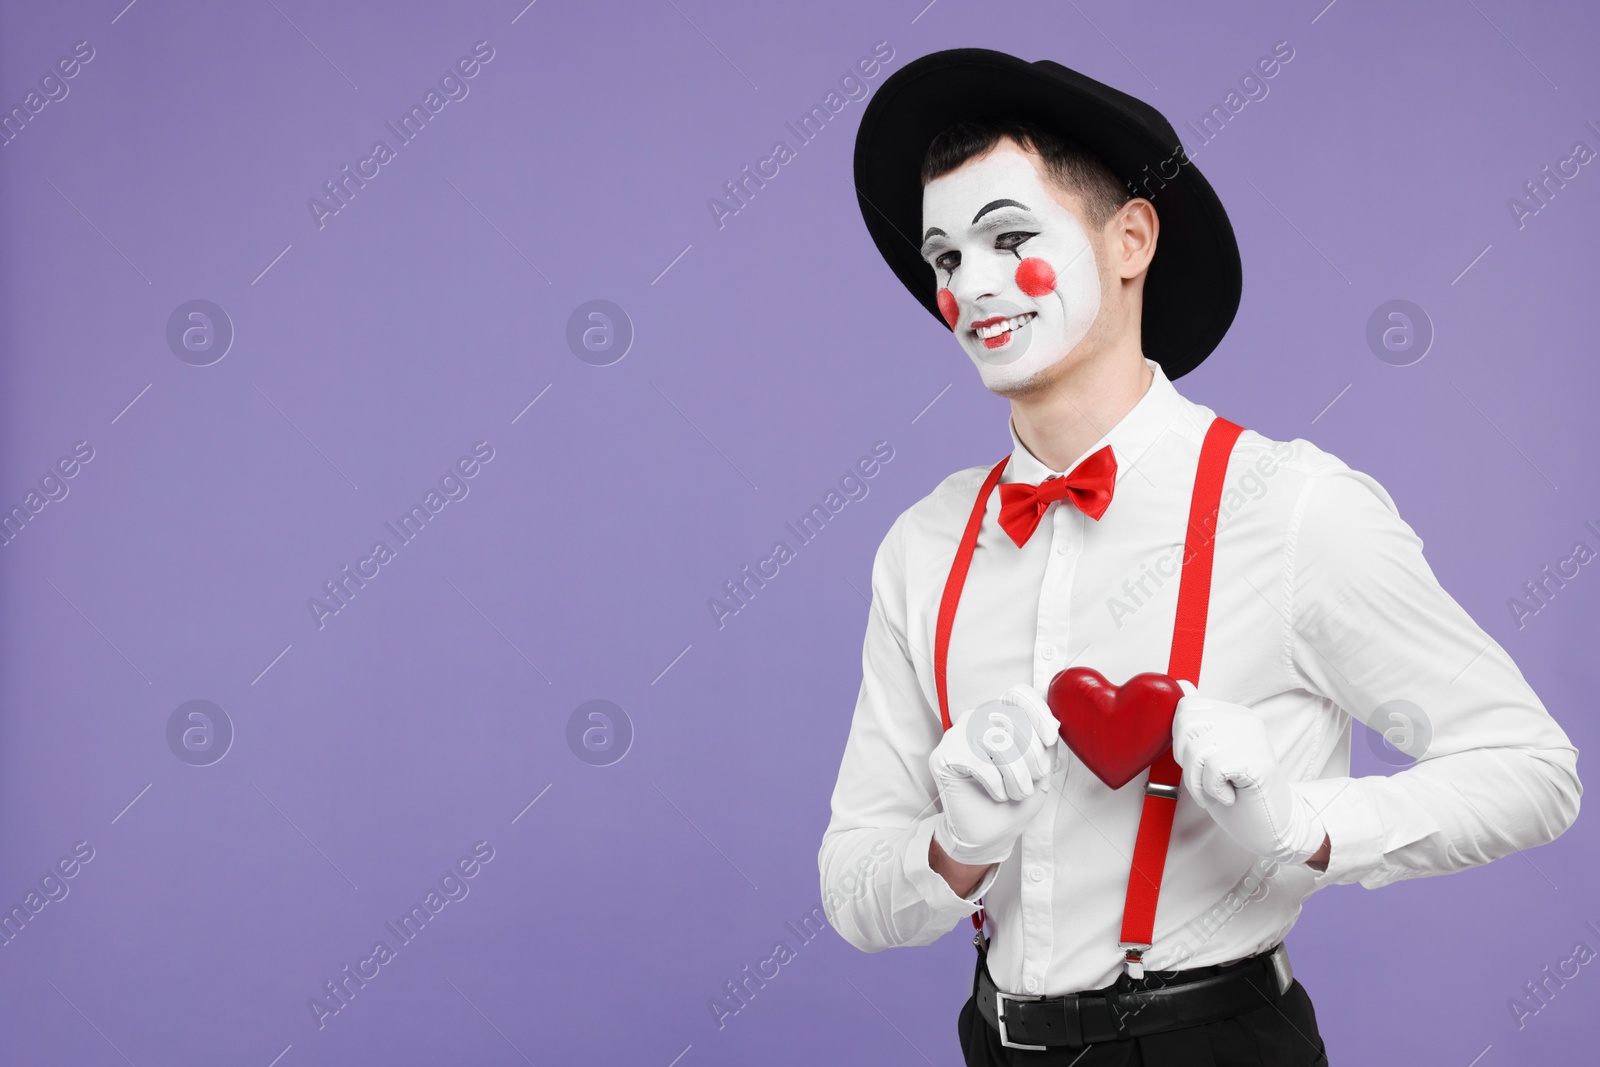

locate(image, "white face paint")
[[920, 144, 1103, 393]]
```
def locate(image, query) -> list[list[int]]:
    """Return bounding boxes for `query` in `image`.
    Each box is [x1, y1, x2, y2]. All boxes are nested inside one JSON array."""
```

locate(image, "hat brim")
[[854, 49, 1241, 380]]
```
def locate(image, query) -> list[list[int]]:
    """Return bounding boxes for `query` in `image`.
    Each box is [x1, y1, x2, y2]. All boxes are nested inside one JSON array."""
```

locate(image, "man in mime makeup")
[[819, 49, 1581, 1066]]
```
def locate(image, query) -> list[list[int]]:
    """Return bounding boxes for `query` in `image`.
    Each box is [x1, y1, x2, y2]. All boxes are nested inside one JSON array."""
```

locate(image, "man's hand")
[[1171, 680, 1327, 865], [928, 685, 1062, 868]]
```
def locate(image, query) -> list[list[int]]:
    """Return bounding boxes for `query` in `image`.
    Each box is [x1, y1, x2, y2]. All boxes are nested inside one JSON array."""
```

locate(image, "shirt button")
[[1055, 541, 1069, 555], [1029, 866, 1045, 882], [1040, 645, 1057, 661], [1024, 976, 1040, 993]]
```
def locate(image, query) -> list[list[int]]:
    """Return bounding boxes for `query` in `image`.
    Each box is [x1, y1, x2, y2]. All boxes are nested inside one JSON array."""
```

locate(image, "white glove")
[[929, 685, 1062, 866], [1171, 680, 1326, 865]]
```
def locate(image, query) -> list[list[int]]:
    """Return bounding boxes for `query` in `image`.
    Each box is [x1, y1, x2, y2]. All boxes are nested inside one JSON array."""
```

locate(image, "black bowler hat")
[[853, 48, 1241, 379]]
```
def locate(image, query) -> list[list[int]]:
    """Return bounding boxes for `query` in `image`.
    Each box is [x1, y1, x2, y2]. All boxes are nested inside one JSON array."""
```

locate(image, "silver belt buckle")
[[995, 989, 1049, 1051], [1268, 943, 1294, 995]]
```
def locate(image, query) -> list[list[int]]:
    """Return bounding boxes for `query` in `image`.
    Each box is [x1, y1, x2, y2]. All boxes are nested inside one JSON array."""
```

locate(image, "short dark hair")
[[920, 119, 1132, 230]]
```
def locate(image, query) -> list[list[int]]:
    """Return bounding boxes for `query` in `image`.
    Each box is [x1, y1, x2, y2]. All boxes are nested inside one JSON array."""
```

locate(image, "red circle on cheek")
[[936, 288, 959, 330], [1015, 258, 1056, 298]]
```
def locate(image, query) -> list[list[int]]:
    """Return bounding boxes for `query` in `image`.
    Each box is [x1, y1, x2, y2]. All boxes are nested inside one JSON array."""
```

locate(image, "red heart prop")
[[1046, 667, 1184, 790]]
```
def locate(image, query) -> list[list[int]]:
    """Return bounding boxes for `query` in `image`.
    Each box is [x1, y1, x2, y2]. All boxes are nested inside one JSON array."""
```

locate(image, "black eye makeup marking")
[[973, 199, 1030, 223], [996, 231, 1037, 259]]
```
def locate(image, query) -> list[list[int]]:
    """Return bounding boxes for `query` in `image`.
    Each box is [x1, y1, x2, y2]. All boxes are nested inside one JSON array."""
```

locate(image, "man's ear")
[[1108, 198, 1159, 280]]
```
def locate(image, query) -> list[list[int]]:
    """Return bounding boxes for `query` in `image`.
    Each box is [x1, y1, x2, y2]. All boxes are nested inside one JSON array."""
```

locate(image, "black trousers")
[[957, 954, 1330, 1066]]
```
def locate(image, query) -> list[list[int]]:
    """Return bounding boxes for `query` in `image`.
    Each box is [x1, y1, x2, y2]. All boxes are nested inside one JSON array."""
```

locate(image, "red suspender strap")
[[1118, 416, 1245, 961], [934, 457, 1010, 732], [933, 457, 1009, 934]]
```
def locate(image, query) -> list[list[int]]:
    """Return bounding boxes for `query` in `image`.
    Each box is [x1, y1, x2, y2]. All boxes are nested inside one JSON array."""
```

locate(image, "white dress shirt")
[[818, 357, 1581, 995]]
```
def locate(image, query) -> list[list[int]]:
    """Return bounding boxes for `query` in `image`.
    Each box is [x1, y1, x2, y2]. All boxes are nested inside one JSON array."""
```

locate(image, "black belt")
[[973, 937, 1295, 1050]]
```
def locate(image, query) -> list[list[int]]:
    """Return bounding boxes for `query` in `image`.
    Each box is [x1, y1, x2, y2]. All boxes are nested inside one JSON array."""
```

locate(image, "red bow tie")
[[997, 445, 1118, 547]]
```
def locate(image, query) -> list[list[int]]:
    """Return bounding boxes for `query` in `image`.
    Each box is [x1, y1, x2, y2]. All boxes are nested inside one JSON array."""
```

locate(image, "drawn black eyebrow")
[[923, 226, 947, 241], [972, 199, 1030, 224]]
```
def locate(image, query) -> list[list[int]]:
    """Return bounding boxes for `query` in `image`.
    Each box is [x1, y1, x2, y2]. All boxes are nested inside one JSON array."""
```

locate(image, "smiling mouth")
[[971, 312, 1036, 349]]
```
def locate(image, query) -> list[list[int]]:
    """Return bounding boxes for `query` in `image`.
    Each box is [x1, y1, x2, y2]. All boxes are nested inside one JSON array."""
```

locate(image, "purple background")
[[1, 1, 1596, 1064]]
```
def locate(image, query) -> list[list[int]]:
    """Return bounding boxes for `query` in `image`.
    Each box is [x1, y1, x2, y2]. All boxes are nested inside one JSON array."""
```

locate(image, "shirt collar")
[[1003, 357, 1184, 486]]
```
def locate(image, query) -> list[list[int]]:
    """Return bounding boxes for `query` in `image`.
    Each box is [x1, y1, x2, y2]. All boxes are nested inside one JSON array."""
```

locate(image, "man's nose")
[[950, 254, 1010, 309]]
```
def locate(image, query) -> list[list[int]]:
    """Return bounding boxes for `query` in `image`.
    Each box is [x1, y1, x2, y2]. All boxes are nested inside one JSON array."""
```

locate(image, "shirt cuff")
[[903, 815, 1000, 914], [1296, 777, 1388, 888]]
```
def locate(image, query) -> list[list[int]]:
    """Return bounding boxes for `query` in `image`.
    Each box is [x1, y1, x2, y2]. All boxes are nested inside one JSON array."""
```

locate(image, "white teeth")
[[975, 313, 1036, 340]]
